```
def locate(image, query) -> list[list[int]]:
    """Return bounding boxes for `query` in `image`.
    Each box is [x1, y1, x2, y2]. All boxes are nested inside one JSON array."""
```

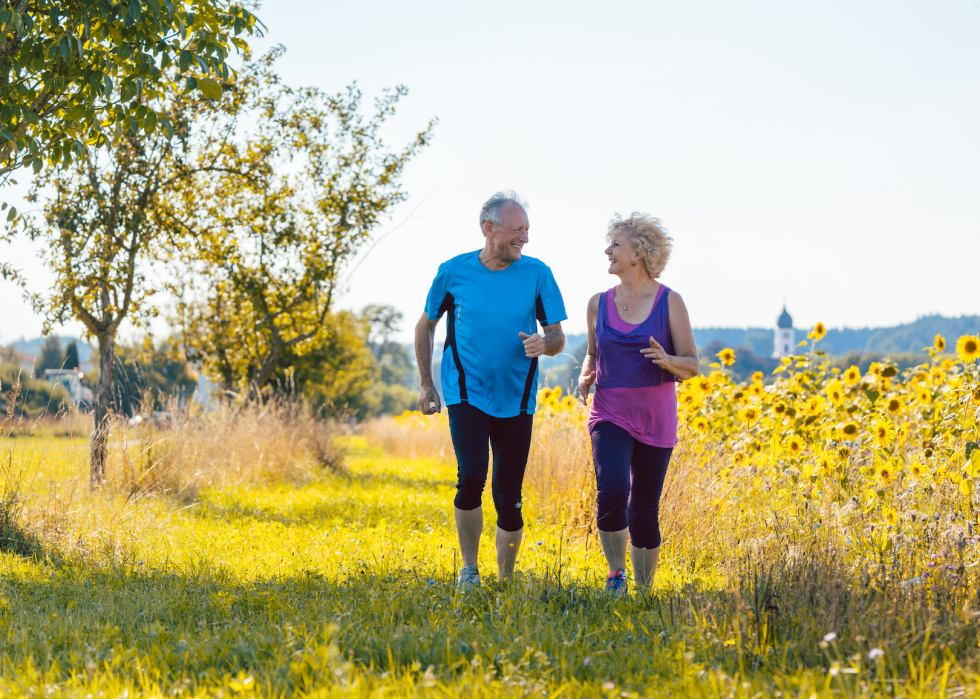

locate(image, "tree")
[[62, 340, 80, 370], [18, 72, 256, 486], [0, 0, 261, 191], [35, 334, 61, 374], [176, 54, 435, 402]]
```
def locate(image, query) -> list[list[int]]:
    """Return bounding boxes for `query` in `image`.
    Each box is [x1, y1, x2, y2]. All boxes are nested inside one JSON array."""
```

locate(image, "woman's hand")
[[578, 371, 596, 404], [640, 337, 670, 369]]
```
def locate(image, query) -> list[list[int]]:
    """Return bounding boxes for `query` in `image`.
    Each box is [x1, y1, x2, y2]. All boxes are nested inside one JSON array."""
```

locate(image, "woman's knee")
[[628, 506, 661, 549], [491, 484, 524, 531]]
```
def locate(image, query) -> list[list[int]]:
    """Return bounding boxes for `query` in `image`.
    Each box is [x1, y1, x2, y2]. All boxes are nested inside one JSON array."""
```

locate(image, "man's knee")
[[454, 471, 486, 511], [492, 485, 524, 532]]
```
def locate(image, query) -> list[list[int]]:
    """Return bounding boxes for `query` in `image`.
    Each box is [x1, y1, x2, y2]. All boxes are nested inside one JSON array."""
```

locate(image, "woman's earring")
[[631, 260, 637, 266]]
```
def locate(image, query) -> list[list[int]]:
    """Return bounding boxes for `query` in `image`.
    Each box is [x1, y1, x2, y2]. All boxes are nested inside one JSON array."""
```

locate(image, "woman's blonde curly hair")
[[607, 213, 673, 279]]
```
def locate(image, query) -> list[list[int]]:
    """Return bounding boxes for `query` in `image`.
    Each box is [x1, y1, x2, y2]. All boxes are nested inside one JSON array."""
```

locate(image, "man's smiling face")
[[485, 202, 529, 264]]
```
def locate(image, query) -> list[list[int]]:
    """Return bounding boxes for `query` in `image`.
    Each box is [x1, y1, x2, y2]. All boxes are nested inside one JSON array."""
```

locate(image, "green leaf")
[[6, 207, 17, 222], [103, 75, 113, 97], [881, 366, 898, 378], [120, 80, 137, 102], [0, 129, 13, 142], [178, 49, 192, 72], [32, 157, 43, 174], [184, 76, 197, 92], [117, 43, 134, 60], [197, 77, 222, 100], [966, 441, 978, 460], [144, 110, 157, 133], [864, 389, 879, 405], [60, 37, 71, 62]]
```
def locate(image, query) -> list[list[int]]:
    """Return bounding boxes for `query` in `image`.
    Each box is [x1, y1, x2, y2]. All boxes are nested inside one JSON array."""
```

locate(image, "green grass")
[[0, 437, 975, 697]]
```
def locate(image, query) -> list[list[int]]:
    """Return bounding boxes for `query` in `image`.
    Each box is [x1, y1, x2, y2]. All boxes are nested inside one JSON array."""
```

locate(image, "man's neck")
[[478, 246, 514, 272]]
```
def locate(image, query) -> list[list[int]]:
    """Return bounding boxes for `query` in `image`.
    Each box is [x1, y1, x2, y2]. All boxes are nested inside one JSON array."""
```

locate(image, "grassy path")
[[0, 438, 949, 697]]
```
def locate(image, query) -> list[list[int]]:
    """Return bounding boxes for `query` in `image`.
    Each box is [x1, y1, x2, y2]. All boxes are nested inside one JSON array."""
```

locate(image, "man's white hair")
[[479, 191, 528, 234]]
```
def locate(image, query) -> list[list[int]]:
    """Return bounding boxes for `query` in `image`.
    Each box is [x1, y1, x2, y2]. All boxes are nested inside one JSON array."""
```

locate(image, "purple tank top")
[[589, 284, 678, 448], [595, 284, 677, 389]]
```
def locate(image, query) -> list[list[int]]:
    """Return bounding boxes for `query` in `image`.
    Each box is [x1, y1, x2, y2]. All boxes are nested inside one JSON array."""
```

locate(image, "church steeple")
[[773, 305, 795, 357]]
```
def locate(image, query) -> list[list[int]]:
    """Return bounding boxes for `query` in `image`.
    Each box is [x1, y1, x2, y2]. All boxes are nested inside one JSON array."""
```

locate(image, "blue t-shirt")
[[425, 251, 567, 417]]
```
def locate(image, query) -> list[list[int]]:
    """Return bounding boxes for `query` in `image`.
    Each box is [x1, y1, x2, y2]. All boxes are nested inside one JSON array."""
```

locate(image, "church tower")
[[773, 306, 794, 358]]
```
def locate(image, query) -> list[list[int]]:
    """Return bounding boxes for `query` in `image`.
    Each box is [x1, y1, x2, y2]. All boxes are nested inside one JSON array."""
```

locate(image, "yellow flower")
[[838, 446, 851, 462], [717, 348, 736, 366], [909, 460, 926, 480], [747, 383, 765, 399], [691, 416, 709, 432], [915, 387, 931, 405], [808, 322, 827, 342], [885, 396, 904, 415], [843, 365, 861, 386], [940, 359, 955, 371], [956, 335, 980, 364], [696, 376, 712, 393], [972, 385, 980, 406], [934, 334, 946, 353], [751, 371, 764, 384], [740, 406, 760, 423], [787, 437, 803, 456], [560, 395, 577, 411], [868, 362, 883, 377], [841, 421, 859, 438], [553, 386, 564, 399], [805, 395, 826, 415], [877, 462, 895, 484], [540, 387, 554, 402], [825, 379, 845, 406], [873, 420, 895, 447], [882, 506, 899, 526]]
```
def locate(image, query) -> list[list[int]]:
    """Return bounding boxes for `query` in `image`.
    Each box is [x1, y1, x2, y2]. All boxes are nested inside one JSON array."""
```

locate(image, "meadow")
[[1, 329, 979, 697]]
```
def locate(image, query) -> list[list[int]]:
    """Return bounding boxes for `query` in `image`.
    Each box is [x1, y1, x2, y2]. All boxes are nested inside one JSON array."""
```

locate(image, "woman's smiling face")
[[604, 232, 635, 275]]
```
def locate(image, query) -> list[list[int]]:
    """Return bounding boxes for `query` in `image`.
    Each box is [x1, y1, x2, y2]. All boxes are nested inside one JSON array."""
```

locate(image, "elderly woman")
[[578, 213, 700, 595]]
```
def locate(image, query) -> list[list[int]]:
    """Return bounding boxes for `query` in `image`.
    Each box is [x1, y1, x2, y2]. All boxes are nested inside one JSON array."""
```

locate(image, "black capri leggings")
[[590, 421, 673, 549], [448, 403, 533, 532]]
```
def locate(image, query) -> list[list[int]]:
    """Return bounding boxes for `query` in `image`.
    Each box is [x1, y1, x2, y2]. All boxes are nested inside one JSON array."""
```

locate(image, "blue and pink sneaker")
[[605, 568, 628, 596]]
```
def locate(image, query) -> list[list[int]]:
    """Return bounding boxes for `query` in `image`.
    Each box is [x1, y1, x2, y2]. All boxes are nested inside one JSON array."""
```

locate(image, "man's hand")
[[640, 336, 670, 368], [418, 384, 442, 414], [578, 370, 596, 404], [519, 331, 546, 358]]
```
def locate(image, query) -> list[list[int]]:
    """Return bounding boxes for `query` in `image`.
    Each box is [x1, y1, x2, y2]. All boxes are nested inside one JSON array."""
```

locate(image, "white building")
[[773, 306, 795, 358]]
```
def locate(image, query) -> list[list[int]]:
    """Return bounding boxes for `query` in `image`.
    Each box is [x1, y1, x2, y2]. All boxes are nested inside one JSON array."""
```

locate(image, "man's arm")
[[414, 312, 442, 414], [519, 321, 565, 358]]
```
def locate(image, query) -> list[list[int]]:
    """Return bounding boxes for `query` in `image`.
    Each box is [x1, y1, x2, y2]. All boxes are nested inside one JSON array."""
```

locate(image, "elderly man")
[[416, 191, 566, 589]]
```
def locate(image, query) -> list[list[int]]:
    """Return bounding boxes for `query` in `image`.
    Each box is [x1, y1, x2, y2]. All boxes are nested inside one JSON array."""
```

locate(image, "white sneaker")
[[456, 564, 481, 591]]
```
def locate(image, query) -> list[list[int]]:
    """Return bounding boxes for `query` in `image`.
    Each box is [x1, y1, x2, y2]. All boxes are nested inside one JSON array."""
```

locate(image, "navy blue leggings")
[[448, 403, 533, 532], [590, 421, 672, 549]]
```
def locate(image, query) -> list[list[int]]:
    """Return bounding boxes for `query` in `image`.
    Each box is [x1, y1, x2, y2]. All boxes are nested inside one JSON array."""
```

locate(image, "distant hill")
[[11, 336, 95, 363], [694, 315, 980, 356]]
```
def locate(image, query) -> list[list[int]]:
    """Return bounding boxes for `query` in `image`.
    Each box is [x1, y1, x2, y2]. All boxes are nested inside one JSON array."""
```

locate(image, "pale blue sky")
[[3, 0, 979, 344]]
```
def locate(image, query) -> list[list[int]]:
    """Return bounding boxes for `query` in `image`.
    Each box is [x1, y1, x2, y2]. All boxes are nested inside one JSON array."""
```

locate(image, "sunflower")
[[788, 437, 803, 455], [838, 446, 851, 462], [540, 387, 554, 402], [691, 416, 709, 432], [560, 395, 578, 411], [748, 383, 765, 399], [877, 462, 895, 484], [972, 385, 980, 406], [553, 386, 564, 399], [885, 396, 904, 415], [882, 507, 899, 526], [697, 376, 712, 393], [843, 365, 862, 386], [841, 421, 859, 438], [941, 359, 955, 371], [717, 348, 736, 366], [873, 420, 895, 447], [909, 460, 925, 479], [740, 406, 760, 423], [825, 379, 845, 406], [774, 402, 787, 414], [805, 395, 826, 415], [817, 453, 834, 475], [808, 322, 827, 342], [752, 371, 764, 384], [915, 387, 931, 405], [956, 335, 980, 364], [934, 334, 946, 353]]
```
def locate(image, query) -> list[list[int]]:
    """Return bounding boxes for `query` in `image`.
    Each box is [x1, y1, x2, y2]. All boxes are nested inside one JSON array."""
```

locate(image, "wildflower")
[[717, 348, 736, 366], [809, 322, 827, 342], [843, 365, 862, 386], [823, 632, 837, 643], [873, 421, 895, 447], [868, 648, 885, 660], [885, 397, 904, 415], [751, 371, 763, 384], [877, 463, 895, 484], [825, 379, 845, 406], [841, 422, 859, 438], [934, 334, 946, 353], [956, 335, 980, 364]]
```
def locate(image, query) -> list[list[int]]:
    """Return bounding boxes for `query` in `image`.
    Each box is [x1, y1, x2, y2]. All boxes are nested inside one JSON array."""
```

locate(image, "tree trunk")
[[90, 333, 114, 488]]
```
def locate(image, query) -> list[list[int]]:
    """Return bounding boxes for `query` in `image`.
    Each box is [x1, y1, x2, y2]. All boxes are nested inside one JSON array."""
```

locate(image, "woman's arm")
[[640, 291, 700, 381], [578, 293, 601, 402]]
